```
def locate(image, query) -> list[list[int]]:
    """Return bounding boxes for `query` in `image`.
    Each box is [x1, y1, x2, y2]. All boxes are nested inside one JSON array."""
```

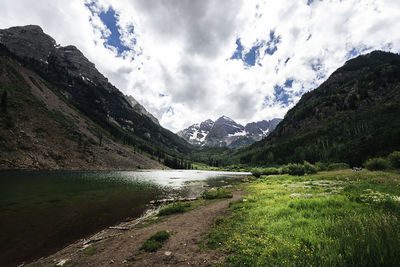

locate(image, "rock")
[[289, 193, 301, 198], [56, 259, 69, 266], [164, 251, 172, 256]]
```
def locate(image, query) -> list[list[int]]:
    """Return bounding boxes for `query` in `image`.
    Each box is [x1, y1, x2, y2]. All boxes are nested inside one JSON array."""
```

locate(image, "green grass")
[[206, 169, 400, 266], [83, 246, 97, 256], [140, 230, 170, 252], [158, 202, 192, 216], [202, 188, 233, 199]]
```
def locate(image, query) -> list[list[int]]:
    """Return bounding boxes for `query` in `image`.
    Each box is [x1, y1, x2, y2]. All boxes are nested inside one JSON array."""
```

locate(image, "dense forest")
[[221, 51, 400, 167]]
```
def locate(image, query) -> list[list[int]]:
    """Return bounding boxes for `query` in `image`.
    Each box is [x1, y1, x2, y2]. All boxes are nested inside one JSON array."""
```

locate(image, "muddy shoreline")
[[26, 187, 246, 267]]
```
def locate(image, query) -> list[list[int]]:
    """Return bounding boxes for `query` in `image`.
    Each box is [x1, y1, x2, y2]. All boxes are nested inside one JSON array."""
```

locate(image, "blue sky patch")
[[269, 78, 295, 105], [265, 30, 281, 55], [346, 46, 373, 59], [230, 31, 281, 67], [230, 38, 244, 60], [85, 2, 132, 56], [230, 38, 264, 66], [244, 43, 264, 66], [98, 8, 130, 55], [284, 79, 294, 88], [273, 84, 291, 105]]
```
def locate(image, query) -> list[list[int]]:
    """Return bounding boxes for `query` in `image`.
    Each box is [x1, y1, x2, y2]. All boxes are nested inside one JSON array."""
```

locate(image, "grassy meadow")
[[206, 169, 400, 266]]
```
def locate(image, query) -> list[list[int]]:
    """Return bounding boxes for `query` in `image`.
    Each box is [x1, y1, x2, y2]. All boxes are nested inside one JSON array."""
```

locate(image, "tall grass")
[[206, 169, 400, 266]]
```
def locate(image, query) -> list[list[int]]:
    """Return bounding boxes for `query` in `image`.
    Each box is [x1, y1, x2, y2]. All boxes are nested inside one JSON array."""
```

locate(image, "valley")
[[1, 24, 400, 267]]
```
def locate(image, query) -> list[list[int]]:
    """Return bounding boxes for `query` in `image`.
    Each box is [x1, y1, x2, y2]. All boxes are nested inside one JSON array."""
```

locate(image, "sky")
[[1, 0, 400, 132]]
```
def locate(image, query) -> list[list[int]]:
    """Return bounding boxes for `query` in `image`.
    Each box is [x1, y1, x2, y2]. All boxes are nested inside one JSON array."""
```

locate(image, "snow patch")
[[261, 128, 270, 136], [228, 130, 248, 137], [221, 115, 234, 122]]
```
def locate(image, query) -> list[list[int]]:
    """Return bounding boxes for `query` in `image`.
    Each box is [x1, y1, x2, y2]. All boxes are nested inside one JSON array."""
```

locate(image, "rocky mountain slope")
[[229, 51, 400, 166], [0, 25, 192, 170], [125, 95, 159, 125], [177, 116, 282, 148]]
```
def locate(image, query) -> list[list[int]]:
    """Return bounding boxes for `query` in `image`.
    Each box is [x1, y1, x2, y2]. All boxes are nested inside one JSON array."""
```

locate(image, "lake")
[[0, 170, 249, 266]]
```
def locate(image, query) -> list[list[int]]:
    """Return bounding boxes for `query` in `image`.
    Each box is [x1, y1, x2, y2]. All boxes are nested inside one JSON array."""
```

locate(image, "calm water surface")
[[0, 170, 248, 266]]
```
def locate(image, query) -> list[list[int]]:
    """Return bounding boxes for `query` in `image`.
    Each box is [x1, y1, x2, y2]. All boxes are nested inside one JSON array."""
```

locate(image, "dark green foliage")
[[139, 239, 162, 252], [365, 157, 390, 171], [252, 167, 282, 177], [158, 202, 191, 216], [287, 163, 305, 176], [0, 44, 197, 168], [140, 230, 170, 252], [202, 188, 233, 199], [225, 51, 400, 167], [303, 161, 318, 174], [83, 246, 97, 256], [251, 168, 262, 178], [262, 167, 281, 175], [315, 161, 328, 171], [388, 151, 400, 169], [163, 156, 192, 169]]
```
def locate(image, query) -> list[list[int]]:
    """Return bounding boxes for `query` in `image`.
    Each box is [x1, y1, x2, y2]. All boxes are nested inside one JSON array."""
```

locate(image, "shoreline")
[[26, 186, 246, 267]]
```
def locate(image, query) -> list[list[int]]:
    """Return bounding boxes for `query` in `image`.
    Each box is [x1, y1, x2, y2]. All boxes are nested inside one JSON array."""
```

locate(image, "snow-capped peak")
[[220, 115, 234, 122]]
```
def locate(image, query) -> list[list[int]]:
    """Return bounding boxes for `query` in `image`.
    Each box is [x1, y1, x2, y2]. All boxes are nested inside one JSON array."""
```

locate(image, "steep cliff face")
[[125, 95, 159, 125], [0, 50, 163, 170], [0, 25, 192, 170]]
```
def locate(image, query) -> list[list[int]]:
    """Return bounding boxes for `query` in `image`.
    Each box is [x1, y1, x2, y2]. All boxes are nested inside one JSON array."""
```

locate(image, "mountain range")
[[177, 116, 282, 148], [1, 25, 399, 170], [228, 50, 400, 166], [0, 25, 191, 170]]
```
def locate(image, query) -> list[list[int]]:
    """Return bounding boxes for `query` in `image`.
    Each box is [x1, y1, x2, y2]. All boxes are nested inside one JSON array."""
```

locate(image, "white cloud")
[[1, 0, 400, 132]]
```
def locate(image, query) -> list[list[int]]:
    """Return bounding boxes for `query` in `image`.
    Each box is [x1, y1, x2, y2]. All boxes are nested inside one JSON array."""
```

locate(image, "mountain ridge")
[[228, 50, 400, 166], [0, 25, 192, 170], [177, 116, 282, 148]]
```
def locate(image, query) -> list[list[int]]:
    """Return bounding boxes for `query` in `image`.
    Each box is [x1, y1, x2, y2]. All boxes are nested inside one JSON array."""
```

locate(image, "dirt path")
[[28, 189, 244, 267]]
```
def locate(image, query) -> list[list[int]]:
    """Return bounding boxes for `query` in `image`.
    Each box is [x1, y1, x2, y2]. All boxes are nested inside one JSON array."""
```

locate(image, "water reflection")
[[0, 170, 248, 265]]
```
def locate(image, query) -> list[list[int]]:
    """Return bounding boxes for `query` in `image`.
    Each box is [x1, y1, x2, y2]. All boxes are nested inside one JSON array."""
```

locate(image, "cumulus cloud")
[[1, 0, 400, 132]]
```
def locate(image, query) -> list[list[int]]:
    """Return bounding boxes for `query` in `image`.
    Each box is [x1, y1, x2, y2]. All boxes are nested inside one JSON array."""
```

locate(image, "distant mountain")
[[177, 116, 282, 148], [0, 25, 192, 170], [229, 50, 400, 166]]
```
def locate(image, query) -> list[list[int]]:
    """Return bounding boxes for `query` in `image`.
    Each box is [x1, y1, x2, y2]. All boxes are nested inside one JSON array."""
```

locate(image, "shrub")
[[303, 161, 318, 174], [202, 188, 233, 199], [315, 162, 328, 171], [158, 202, 191, 216], [251, 168, 262, 178], [83, 246, 97, 256], [387, 151, 400, 169], [281, 165, 290, 174], [287, 163, 305, 176], [262, 167, 281, 175], [364, 157, 389, 171], [140, 230, 170, 252]]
